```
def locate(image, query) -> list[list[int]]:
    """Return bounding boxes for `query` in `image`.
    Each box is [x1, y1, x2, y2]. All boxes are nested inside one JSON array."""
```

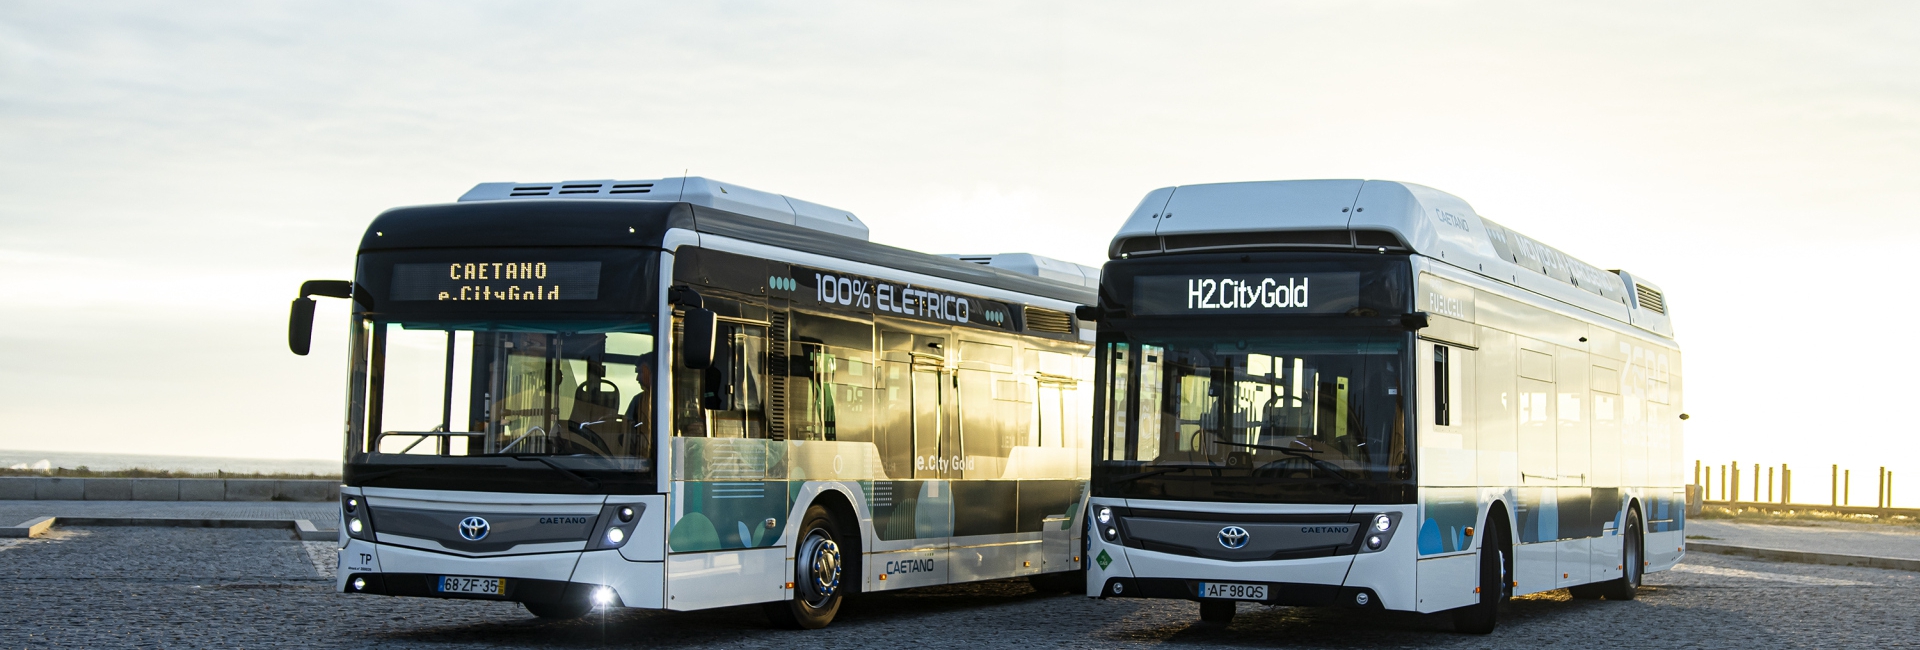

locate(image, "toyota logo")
[[459, 517, 490, 541], [1218, 526, 1250, 549]]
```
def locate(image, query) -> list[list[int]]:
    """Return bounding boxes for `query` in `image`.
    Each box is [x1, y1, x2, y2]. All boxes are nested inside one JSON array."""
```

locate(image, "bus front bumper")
[[338, 539, 665, 609], [1086, 502, 1419, 611]]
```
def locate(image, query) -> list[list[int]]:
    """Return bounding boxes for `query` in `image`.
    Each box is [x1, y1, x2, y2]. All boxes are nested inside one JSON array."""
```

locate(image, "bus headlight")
[[348, 517, 363, 534], [589, 503, 645, 551], [1096, 507, 1113, 526], [1359, 513, 1400, 553]]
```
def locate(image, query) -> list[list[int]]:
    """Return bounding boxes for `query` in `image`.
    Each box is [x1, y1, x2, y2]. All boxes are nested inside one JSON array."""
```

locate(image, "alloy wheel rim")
[[798, 529, 841, 608]]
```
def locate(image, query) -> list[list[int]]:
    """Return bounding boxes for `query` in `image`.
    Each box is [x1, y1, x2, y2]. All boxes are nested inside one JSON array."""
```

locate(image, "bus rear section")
[[1085, 179, 1685, 634]]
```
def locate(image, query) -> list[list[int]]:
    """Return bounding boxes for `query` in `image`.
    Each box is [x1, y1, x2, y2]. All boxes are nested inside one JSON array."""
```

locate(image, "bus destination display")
[[1132, 272, 1360, 315], [390, 261, 602, 302]]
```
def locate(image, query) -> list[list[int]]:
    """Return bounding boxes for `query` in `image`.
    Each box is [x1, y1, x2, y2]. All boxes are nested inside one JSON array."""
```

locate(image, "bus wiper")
[[511, 455, 602, 488], [1107, 464, 1214, 485]]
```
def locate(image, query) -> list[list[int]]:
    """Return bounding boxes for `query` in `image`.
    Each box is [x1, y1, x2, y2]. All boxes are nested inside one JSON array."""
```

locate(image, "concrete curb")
[[0, 477, 340, 502], [0, 516, 55, 538], [1690, 542, 1920, 573], [6, 516, 337, 541]]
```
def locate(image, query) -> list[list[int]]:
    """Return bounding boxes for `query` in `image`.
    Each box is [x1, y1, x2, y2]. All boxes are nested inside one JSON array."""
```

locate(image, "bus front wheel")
[[765, 504, 847, 629], [1451, 517, 1508, 635]]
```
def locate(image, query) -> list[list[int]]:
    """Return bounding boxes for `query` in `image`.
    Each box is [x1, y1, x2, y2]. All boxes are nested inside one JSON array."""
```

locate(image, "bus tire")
[[1451, 516, 1508, 635], [1028, 569, 1084, 594], [1597, 508, 1644, 601], [524, 598, 591, 620], [1198, 600, 1236, 625], [765, 504, 847, 629]]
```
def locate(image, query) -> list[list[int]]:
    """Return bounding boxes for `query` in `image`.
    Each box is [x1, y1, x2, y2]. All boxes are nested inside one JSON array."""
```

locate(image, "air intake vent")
[[1115, 237, 1163, 255], [1024, 307, 1075, 334], [1164, 229, 1352, 252], [1117, 229, 1413, 258], [1635, 285, 1666, 314]]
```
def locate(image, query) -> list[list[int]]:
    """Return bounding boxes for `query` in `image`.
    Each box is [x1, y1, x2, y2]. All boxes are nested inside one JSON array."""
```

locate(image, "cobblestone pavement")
[[0, 501, 337, 526], [2, 526, 1916, 649], [1688, 519, 1920, 560]]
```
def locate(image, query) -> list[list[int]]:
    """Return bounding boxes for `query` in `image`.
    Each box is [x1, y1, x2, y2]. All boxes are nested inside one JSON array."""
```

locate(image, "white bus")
[[288, 177, 1098, 628], [1083, 180, 1684, 633]]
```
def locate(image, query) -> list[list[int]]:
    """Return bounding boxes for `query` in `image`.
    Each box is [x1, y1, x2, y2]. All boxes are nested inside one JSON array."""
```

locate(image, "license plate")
[[436, 575, 507, 595], [1199, 581, 1267, 600]]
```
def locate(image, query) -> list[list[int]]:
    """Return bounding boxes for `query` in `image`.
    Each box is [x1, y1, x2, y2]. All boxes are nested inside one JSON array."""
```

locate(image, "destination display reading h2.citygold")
[[1130, 272, 1360, 315]]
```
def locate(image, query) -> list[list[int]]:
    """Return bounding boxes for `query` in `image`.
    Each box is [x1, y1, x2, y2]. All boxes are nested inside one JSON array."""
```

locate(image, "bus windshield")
[[1093, 329, 1410, 503], [353, 320, 657, 466]]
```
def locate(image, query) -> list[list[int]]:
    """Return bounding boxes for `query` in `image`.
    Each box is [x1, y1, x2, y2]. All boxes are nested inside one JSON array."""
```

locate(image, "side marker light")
[[1464, 526, 1474, 537]]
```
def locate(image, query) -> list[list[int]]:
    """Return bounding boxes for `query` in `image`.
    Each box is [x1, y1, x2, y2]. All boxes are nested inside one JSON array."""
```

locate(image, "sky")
[[2, 2, 1915, 504]]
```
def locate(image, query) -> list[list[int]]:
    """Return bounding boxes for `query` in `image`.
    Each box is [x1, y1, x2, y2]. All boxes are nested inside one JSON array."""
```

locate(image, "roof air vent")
[[1635, 284, 1666, 314], [1024, 307, 1075, 334]]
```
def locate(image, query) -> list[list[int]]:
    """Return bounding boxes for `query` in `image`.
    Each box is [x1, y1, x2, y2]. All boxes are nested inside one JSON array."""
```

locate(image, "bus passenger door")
[[872, 331, 951, 588]]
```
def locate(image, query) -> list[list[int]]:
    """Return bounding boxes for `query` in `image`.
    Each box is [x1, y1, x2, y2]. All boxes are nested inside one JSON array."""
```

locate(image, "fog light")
[[592, 586, 615, 607], [1372, 514, 1392, 532], [1366, 535, 1383, 550], [1355, 592, 1370, 605], [351, 577, 366, 591], [606, 527, 625, 545], [348, 517, 363, 534], [1096, 507, 1113, 526], [1112, 582, 1124, 594], [618, 506, 635, 522]]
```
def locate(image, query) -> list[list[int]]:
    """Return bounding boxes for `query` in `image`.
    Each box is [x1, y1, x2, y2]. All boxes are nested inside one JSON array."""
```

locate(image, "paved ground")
[[1688, 519, 1920, 560], [0, 501, 337, 526], [2, 523, 1916, 648]]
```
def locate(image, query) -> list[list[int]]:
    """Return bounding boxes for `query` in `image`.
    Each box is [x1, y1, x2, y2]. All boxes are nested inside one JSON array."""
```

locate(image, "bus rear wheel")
[[765, 505, 847, 630], [1597, 509, 1644, 601]]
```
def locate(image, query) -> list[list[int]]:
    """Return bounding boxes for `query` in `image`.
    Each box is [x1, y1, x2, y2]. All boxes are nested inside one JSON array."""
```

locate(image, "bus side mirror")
[[681, 307, 717, 370], [289, 280, 352, 356], [289, 298, 317, 356], [701, 330, 734, 411]]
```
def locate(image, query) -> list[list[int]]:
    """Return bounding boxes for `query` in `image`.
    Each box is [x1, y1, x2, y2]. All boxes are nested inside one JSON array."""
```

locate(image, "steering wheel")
[[1253, 456, 1317, 479]]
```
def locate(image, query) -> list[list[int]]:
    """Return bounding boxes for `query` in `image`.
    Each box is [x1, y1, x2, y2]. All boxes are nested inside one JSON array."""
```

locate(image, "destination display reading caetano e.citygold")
[[389, 261, 602, 301], [1131, 272, 1361, 315]]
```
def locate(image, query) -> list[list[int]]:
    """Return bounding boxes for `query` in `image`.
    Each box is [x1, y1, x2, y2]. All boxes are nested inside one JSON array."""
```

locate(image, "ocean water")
[[0, 450, 339, 475]]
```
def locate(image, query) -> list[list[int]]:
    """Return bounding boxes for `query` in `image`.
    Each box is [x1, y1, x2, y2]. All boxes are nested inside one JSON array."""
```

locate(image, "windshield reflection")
[[361, 321, 656, 464], [1095, 331, 1409, 502]]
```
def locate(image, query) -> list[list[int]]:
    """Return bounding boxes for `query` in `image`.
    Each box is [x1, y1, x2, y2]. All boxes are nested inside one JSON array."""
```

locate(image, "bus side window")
[[1435, 343, 1451, 426], [672, 319, 768, 438]]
